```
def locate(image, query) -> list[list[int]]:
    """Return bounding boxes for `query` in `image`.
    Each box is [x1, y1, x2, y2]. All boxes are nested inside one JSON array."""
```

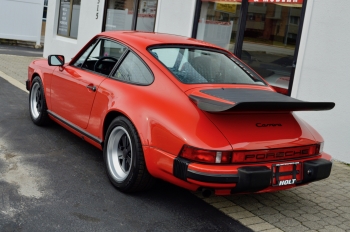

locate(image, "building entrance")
[[195, 0, 305, 94]]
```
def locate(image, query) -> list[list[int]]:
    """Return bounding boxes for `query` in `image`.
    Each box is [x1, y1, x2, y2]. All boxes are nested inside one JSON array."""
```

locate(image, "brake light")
[[180, 145, 232, 164]]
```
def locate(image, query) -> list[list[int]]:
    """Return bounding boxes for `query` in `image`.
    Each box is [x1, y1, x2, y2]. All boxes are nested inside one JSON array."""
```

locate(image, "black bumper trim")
[[26, 80, 30, 91], [173, 157, 190, 181], [187, 169, 239, 183], [301, 159, 332, 184], [173, 157, 332, 194], [231, 166, 272, 193]]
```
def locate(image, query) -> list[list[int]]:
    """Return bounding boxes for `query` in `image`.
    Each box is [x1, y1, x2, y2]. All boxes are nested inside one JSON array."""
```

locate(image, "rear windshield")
[[149, 47, 265, 85]]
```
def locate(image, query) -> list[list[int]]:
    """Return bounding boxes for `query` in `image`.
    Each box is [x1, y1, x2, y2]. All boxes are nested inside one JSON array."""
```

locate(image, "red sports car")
[[27, 31, 334, 196]]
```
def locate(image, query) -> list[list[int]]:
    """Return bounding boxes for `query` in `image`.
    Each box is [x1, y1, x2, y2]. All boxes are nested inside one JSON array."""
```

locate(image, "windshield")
[[150, 47, 265, 85]]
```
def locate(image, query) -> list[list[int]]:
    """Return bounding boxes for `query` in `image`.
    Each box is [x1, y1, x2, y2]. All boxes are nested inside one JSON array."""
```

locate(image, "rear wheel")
[[29, 76, 50, 126], [104, 116, 155, 192]]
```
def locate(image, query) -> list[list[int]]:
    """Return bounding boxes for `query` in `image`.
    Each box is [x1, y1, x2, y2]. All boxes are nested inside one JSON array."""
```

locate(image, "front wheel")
[[29, 76, 50, 126], [104, 116, 155, 193]]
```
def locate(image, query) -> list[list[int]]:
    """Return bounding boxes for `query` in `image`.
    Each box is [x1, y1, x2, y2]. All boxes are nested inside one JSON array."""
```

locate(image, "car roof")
[[98, 31, 223, 51]]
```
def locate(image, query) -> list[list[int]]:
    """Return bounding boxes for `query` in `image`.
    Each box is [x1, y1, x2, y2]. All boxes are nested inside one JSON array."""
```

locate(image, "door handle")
[[86, 85, 96, 92]]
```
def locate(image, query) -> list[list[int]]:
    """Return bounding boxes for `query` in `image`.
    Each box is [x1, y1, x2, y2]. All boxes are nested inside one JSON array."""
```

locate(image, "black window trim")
[[147, 44, 267, 86]]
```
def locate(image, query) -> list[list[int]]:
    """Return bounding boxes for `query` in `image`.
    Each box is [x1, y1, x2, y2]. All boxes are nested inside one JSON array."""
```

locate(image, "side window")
[[74, 39, 127, 76], [112, 52, 153, 85], [73, 39, 98, 68]]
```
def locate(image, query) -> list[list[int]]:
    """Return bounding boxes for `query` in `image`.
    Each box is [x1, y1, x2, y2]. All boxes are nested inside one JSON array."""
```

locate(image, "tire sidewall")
[[103, 116, 141, 191], [29, 76, 47, 125]]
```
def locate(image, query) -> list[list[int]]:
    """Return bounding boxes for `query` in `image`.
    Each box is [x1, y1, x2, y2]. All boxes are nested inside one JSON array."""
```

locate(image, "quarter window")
[[113, 52, 153, 85], [57, 0, 81, 39]]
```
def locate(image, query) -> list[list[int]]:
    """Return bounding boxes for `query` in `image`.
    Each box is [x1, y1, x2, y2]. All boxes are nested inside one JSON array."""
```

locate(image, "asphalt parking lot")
[[1, 47, 350, 232], [0, 76, 250, 231]]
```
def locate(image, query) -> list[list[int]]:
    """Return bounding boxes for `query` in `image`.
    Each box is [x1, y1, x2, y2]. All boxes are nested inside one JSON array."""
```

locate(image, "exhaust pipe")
[[201, 188, 213, 198]]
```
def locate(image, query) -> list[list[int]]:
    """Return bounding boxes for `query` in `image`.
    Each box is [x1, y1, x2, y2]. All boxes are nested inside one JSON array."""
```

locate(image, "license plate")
[[272, 162, 302, 186]]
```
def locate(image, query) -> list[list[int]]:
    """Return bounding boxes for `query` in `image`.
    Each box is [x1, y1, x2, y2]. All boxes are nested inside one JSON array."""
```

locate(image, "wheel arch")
[[30, 72, 41, 86], [103, 111, 124, 142], [102, 109, 149, 148], [30, 70, 45, 90]]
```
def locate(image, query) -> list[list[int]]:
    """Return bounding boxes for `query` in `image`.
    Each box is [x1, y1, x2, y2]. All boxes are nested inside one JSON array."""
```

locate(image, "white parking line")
[[0, 71, 28, 93]]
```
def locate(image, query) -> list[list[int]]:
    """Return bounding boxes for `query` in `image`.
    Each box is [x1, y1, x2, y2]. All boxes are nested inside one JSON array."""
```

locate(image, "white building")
[[44, 0, 350, 163], [0, 0, 44, 46]]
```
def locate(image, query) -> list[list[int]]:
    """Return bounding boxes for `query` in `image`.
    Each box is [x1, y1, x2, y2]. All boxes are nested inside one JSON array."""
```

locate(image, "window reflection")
[[135, 0, 158, 32], [105, 0, 136, 31], [196, 1, 242, 51], [241, 3, 302, 91]]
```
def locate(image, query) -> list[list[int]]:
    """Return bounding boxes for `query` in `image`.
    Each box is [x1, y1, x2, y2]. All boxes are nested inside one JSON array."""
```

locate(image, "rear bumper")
[[173, 155, 332, 194]]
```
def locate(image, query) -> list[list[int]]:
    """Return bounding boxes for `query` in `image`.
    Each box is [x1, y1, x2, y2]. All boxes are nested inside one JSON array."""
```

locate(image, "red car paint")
[[27, 31, 333, 195]]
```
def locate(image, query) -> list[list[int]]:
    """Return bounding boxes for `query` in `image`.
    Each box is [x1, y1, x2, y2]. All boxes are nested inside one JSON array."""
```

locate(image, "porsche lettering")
[[244, 149, 309, 160]]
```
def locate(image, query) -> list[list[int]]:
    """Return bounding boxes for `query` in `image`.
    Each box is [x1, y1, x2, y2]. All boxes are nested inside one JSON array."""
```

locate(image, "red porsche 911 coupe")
[[27, 31, 335, 196]]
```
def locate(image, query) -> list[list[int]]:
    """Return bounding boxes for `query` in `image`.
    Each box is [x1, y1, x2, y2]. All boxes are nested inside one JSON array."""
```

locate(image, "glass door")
[[241, 1, 304, 93], [135, 0, 158, 32], [196, 0, 242, 51]]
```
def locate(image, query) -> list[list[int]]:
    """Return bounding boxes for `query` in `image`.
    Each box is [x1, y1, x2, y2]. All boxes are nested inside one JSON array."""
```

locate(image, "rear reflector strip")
[[232, 144, 321, 163]]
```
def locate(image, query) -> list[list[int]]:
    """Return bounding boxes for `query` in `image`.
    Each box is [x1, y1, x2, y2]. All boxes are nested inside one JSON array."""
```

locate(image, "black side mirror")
[[48, 55, 65, 66]]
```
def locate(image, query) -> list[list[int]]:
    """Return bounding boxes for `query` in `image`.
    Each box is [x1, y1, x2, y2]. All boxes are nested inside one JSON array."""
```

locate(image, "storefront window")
[[104, 0, 136, 31], [105, 0, 158, 32], [43, 0, 48, 21], [57, 0, 81, 39], [196, 0, 242, 51], [135, 0, 158, 32], [241, 2, 303, 92], [195, 0, 304, 94]]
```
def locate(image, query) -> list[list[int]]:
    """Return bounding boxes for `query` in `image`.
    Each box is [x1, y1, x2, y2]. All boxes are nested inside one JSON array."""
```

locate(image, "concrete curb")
[[0, 71, 28, 93]]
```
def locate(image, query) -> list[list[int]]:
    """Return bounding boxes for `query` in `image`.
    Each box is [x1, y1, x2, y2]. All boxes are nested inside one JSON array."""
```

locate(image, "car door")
[[50, 38, 127, 129]]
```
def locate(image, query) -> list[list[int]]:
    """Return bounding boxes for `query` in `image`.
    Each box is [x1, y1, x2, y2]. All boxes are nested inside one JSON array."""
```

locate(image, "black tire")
[[29, 76, 50, 126], [104, 116, 155, 193]]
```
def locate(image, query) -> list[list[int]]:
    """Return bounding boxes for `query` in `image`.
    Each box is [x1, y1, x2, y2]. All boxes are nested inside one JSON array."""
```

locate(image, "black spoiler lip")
[[189, 89, 335, 112]]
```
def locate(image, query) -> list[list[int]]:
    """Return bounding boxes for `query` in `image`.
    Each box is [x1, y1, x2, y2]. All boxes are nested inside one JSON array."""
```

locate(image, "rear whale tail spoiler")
[[189, 89, 335, 112]]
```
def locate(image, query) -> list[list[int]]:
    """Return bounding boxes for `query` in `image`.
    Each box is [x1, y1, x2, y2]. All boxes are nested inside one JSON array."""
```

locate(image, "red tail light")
[[180, 145, 232, 164], [179, 143, 322, 164]]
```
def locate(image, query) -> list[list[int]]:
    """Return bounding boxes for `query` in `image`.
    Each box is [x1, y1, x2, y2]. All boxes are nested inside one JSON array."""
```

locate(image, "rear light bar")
[[179, 143, 322, 164], [233, 144, 322, 163]]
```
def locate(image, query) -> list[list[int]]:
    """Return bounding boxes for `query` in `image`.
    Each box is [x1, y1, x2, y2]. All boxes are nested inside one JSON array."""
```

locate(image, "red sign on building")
[[202, 0, 303, 3]]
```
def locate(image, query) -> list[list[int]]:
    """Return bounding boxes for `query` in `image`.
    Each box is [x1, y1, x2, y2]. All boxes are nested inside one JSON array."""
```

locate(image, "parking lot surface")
[[1, 51, 350, 232], [0, 76, 250, 231]]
